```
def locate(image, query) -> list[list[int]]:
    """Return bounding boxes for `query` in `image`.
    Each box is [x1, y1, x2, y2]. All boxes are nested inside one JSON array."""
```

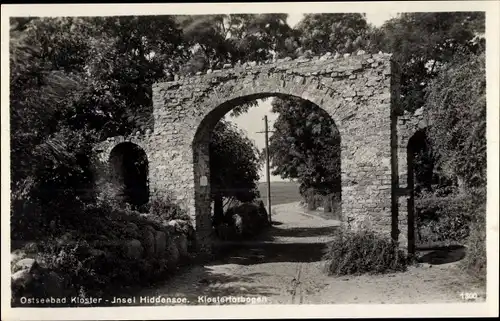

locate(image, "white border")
[[1, 2, 499, 320]]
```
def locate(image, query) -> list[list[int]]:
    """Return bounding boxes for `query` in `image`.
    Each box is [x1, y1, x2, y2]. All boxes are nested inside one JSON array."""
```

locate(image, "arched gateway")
[[93, 52, 426, 254]]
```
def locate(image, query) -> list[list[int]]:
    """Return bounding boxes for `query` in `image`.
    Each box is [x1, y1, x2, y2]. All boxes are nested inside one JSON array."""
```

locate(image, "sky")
[[226, 12, 397, 182]]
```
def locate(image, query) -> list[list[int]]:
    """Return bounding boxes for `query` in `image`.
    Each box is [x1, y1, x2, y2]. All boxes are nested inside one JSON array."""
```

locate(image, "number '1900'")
[[460, 292, 478, 300]]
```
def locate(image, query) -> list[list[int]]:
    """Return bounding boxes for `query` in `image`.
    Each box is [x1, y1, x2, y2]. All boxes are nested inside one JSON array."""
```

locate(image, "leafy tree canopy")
[[210, 120, 262, 203], [269, 97, 341, 196], [370, 12, 485, 111]]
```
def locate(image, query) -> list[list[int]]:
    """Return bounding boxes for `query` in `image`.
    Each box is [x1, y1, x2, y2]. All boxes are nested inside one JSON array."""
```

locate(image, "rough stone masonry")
[[93, 52, 427, 254]]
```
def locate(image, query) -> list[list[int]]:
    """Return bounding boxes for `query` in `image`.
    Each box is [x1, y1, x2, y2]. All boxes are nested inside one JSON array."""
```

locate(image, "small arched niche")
[[108, 142, 149, 208]]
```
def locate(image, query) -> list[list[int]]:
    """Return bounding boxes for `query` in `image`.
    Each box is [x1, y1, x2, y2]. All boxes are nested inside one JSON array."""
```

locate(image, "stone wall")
[[93, 52, 417, 253], [11, 213, 193, 304]]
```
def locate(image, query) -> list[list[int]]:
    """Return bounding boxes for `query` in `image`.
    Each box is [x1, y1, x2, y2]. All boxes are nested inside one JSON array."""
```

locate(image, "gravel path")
[[134, 202, 486, 305]]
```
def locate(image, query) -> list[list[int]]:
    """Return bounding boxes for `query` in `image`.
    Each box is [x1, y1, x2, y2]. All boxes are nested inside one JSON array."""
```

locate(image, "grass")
[[257, 181, 301, 206]]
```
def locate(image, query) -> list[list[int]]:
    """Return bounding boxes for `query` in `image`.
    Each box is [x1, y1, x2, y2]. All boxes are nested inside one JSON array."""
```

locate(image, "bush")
[[149, 197, 190, 222], [459, 190, 486, 282], [303, 188, 324, 211], [415, 191, 482, 244], [216, 201, 269, 240], [461, 214, 486, 282], [22, 238, 101, 298], [323, 227, 409, 276], [11, 198, 45, 242]]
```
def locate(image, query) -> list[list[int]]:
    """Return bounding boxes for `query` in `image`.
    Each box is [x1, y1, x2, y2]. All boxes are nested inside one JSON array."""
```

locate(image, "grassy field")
[[257, 181, 302, 206]]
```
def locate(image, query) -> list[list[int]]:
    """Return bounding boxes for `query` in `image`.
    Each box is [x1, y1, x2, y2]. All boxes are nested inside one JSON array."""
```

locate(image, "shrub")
[[32, 238, 100, 297], [149, 197, 190, 222], [323, 227, 409, 276], [459, 189, 486, 282], [216, 201, 269, 240], [415, 191, 483, 244], [461, 214, 486, 282], [303, 188, 323, 210], [11, 197, 45, 242]]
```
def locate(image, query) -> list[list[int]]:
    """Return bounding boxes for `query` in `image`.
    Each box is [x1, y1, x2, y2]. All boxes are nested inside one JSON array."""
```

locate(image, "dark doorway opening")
[[109, 142, 149, 209]]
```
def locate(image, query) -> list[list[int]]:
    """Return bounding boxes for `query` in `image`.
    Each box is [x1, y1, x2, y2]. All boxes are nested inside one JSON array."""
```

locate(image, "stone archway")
[[92, 52, 426, 254], [146, 53, 401, 253]]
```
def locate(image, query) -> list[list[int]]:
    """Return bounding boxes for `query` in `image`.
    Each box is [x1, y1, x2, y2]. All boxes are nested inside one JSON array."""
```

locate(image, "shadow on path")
[[212, 242, 330, 266], [266, 226, 339, 238], [211, 220, 339, 265], [416, 245, 466, 265]]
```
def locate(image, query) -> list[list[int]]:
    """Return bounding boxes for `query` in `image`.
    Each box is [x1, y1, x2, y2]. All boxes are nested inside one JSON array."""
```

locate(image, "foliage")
[[10, 16, 188, 235], [323, 227, 409, 276], [176, 14, 296, 116], [13, 197, 194, 300], [149, 197, 191, 222], [415, 192, 475, 244], [79, 16, 187, 137], [371, 12, 485, 112], [10, 18, 93, 198], [29, 238, 174, 299], [295, 13, 370, 55], [177, 14, 295, 72], [35, 239, 100, 294], [215, 201, 269, 240], [210, 120, 262, 203], [460, 193, 486, 282], [424, 52, 486, 188], [415, 184, 486, 246], [268, 97, 341, 197]]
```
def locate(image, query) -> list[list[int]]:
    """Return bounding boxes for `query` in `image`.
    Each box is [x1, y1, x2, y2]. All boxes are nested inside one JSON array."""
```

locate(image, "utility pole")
[[257, 115, 274, 224]]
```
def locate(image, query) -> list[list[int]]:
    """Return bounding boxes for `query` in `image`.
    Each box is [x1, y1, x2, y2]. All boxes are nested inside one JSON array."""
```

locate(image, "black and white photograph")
[[1, 1, 499, 320]]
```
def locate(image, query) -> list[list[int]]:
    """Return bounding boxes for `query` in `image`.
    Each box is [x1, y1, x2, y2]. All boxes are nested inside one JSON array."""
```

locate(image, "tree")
[[370, 12, 485, 112], [176, 14, 297, 117], [10, 16, 189, 230], [177, 13, 295, 73], [10, 17, 99, 233], [10, 17, 92, 192], [295, 13, 370, 55], [229, 14, 297, 61], [268, 97, 341, 198], [79, 16, 187, 137], [176, 14, 235, 72], [424, 52, 486, 190], [209, 120, 262, 223]]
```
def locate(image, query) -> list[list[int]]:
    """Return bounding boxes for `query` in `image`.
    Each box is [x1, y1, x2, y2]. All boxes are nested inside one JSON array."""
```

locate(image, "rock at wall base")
[[166, 241, 179, 269], [154, 230, 167, 257], [124, 239, 143, 259], [11, 269, 33, 292], [175, 234, 189, 258], [141, 226, 156, 257], [13, 258, 36, 273]]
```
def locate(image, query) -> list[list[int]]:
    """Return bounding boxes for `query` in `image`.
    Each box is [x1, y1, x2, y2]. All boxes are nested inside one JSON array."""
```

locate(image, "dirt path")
[[134, 202, 486, 305]]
